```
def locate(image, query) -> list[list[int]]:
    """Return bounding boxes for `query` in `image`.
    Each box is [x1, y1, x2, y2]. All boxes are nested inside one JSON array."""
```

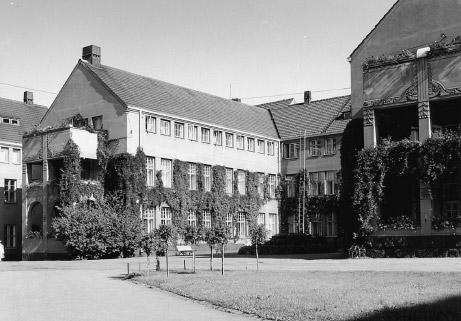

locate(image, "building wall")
[[350, 0, 461, 117], [0, 141, 23, 260]]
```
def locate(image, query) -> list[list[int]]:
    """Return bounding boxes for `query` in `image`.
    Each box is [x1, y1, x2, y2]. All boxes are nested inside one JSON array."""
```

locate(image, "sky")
[[0, 0, 396, 107]]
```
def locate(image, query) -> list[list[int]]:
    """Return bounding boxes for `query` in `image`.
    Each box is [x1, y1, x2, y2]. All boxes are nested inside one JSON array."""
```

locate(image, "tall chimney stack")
[[23, 91, 33, 105], [304, 91, 311, 104], [82, 45, 101, 66]]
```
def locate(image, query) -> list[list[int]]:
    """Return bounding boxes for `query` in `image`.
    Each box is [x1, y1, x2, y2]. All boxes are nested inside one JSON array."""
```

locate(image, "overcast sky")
[[0, 0, 396, 107]]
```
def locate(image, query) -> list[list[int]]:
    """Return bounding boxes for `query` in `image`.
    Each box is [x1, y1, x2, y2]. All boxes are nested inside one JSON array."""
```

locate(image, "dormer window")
[[1, 117, 19, 125]]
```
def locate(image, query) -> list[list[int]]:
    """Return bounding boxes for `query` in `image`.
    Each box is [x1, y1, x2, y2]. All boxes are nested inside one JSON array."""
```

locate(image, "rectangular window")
[[188, 124, 198, 141], [268, 213, 278, 237], [309, 172, 324, 196], [325, 171, 337, 195], [283, 143, 299, 159], [143, 208, 155, 233], [225, 133, 234, 148], [145, 115, 156, 133], [146, 157, 155, 187], [324, 138, 337, 155], [236, 135, 244, 150], [4, 224, 16, 249], [326, 212, 337, 236], [267, 142, 275, 156], [269, 174, 276, 198], [160, 119, 171, 136], [201, 128, 210, 143], [258, 173, 265, 197], [161, 158, 172, 188], [174, 122, 184, 139], [188, 210, 197, 227], [4, 179, 17, 203], [282, 143, 289, 159], [258, 213, 265, 226], [288, 215, 296, 234], [247, 137, 255, 152], [0, 147, 9, 163], [12, 148, 21, 164], [92, 115, 103, 130], [225, 213, 233, 228], [188, 163, 197, 190], [160, 207, 172, 225], [11, 119, 19, 125], [257, 140, 265, 154], [287, 175, 296, 198], [203, 165, 212, 192], [225, 168, 233, 194], [213, 130, 223, 146], [237, 212, 246, 237], [203, 210, 211, 228], [238, 170, 246, 195], [309, 140, 321, 156]]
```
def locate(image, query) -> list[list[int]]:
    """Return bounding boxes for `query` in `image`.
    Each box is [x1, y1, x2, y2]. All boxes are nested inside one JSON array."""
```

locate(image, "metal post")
[[302, 129, 307, 234], [127, 263, 130, 275], [184, 259, 186, 271]]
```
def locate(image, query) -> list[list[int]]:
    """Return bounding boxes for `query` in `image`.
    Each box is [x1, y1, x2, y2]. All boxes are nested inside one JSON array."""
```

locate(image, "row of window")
[[287, 212, 337, 237], [286, 171, 339, 197], [145, 115, 276, 155], [0, 117, 19, 126], [146, 156, 277, 197], [143, 207, 278, 237], [0, 147, 21, 164], [282, 138, 337, 159]]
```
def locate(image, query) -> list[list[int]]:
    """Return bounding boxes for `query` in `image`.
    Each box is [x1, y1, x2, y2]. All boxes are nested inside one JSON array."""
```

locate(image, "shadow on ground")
[[350, 295, 461, 321]]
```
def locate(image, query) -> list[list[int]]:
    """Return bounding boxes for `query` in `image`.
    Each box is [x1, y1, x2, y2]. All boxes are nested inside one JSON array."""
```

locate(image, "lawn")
[[134, 269, 461, 321]]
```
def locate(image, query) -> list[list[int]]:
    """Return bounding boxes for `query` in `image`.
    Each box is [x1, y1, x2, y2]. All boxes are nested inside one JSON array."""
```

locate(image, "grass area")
[[134, 269, 461, 321]]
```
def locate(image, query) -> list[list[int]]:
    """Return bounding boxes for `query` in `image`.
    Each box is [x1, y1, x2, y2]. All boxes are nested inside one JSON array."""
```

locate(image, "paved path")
[[0, 261, 256, 321]]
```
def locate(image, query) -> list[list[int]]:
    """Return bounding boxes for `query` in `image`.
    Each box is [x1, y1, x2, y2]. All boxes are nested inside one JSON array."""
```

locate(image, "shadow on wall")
[[349, 295, 461, 321]]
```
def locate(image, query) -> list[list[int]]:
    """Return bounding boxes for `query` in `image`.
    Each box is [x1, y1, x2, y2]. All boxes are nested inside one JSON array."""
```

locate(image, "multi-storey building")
[[22, 45, 280, 258], [0, 93, 47, 260], [258, 92, 351, 240]]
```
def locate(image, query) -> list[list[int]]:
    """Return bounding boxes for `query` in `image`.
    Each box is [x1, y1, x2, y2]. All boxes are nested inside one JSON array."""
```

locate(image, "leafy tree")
[[183, 225, 203, 273], [249, 224, 267, 271], [155, 225, 177, 277], [213, 224, 230, 275], [139, 231, 161, 273]]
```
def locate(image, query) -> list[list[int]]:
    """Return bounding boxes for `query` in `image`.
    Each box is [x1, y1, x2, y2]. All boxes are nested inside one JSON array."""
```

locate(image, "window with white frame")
[[309, 140, 321, 156], [145, 115, 156, 133], [213, 130, 223, 146], [257, 140, 265, 154], [188, 163, 197, 190], [288, 215, 296, 234], [92, 115, 103, 130], [237, 171, 246, 195], [160, 119, 171, 135], [0, 147, 9, 163], [188, 124, 198, 141], [225, 168, 233, 194], [269, 174, 276, 198], [325, 171, 337, 195], [4, 179, 17, 203], [268, 213, 278, 237], [161, 158, 172, 188], [1, 117, 19, 126], [160, 207, 172, 225], [311, 218, 323, 237], [258, 213, 265, 226], [201, 127, 210, 143], [258, 173, 265, 197], [174, 122, 184, 139], [267, 142, 275, 156], [12, 148, 20, 164], [4, 224, 16, 249], [324, 138, 337, 155], [286, 175, 296, 198], [236, 135, 244, 150], [225, 133, 234, 148], [188, 210, 197, 227], [237, 212, 246, 237], [203, 210, 211, 228], [309, 172, 323, 196], [247, 137, 255, 152], [326, 212, 337, 236], [143, 208, 155, 233], [283, 143, 299, 159], [203, 165, 212, 192], [225, 213, 233, 228], [146, 157, 155, 187]]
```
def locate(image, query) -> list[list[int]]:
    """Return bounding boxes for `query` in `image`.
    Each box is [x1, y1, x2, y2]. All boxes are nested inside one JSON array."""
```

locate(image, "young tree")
[[213, 224, 230, 275], [204, 227, 217, 271], [139, 231, 160, 274], [249, 224, 267, 271], [155, 225, 177, 277], [183, 225, 203, 273]]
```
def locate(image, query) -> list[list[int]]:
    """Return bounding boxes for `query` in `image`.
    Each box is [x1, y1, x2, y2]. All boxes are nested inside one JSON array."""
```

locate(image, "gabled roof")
[[258, 95, 351, 140], [349, 0, 401, 59], [81, 61, 279, 139], [257, 98, 294, 110], [0, 97, 48, 143]]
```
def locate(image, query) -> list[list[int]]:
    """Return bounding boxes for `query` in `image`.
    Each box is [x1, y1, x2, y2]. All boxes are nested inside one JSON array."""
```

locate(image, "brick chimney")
[[82, 45, 101, 66], [304, 91, 311, 104], [23, 91, 33, 105]]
